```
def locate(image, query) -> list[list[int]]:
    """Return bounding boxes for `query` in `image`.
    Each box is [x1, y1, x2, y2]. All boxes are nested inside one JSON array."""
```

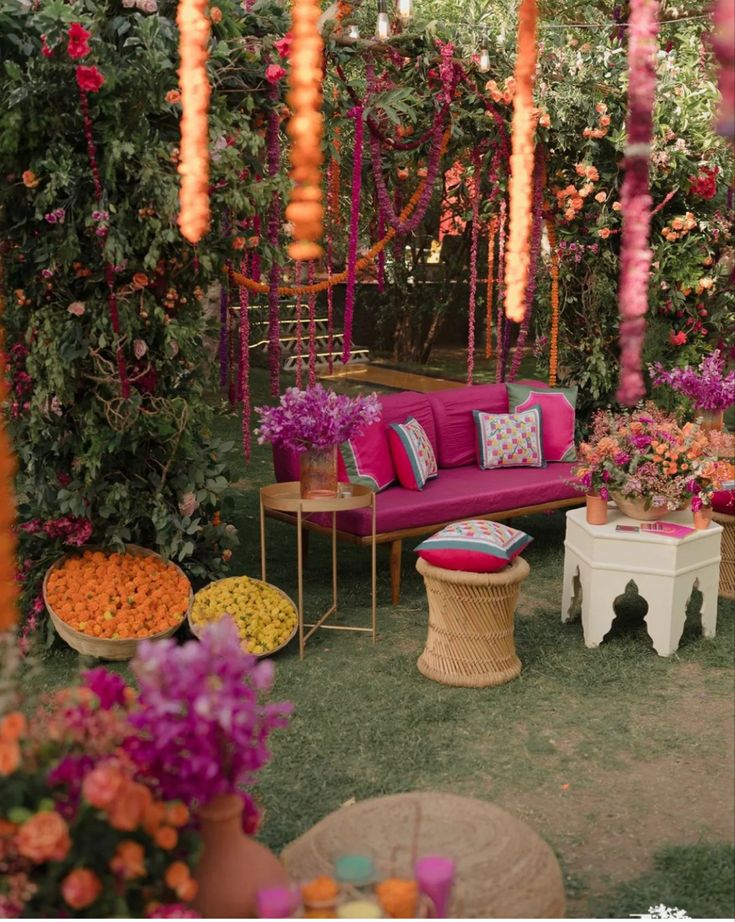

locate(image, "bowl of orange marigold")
[[43, 545, 193, 660]]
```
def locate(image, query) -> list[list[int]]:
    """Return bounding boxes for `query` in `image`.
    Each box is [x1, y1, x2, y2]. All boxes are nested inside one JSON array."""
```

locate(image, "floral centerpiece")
[[572, 404, 735, 523], [649, 350, 735, 426], [255, 384, 381, 498], [0, 619, 291, 918]]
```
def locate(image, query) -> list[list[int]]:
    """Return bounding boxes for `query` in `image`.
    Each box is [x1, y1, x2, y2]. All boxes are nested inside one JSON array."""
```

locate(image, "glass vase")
[[696, 408, 724, 432], [299, 446, 338, 499]]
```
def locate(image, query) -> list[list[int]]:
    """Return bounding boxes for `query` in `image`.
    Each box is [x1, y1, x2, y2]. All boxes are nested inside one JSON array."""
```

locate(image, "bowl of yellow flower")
[[188, 575, 298, 657]]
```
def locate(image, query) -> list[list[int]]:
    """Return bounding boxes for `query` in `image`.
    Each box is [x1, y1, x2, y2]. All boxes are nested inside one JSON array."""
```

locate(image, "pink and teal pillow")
[[388, 417, 438, 491], [338, 423, 396, 492], [473, 406, 544, 470], [506, 383, 577, 462], [415, 519, 533, 573]]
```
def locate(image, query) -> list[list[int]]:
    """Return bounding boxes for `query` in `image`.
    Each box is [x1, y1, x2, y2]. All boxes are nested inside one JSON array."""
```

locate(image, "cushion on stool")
[[415, 519, 532, 573]]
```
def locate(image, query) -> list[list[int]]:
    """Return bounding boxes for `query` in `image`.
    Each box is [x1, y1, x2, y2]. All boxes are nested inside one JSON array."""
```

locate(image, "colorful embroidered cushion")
[[388, 417, 439, 491], [415, 519, 533, 573], [506, 383, 578, 462], [473, 406, 544, 470], [338, 422, 396, 492]]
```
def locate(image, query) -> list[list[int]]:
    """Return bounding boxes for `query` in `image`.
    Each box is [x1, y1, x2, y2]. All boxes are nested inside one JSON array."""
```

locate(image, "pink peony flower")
[[265, 64, 286, 84], [76, 65, 105, 93], [68, 301, 86, 316], [274, 34, 292, 58]]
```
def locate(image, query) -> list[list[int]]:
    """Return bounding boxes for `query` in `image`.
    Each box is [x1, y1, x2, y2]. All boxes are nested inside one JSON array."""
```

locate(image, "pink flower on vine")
[[40, 34, 54, 58], [273, 34, 292, 58], [67, 23, 91, 60], [67, 301, 86, 316], [76, 65, 105, 93], [265, 64, 286, 84]]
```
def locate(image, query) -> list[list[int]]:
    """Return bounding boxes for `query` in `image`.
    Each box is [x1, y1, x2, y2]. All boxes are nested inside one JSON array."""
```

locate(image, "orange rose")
[[107, 780, 152, 831], [612, 201, 622, 212], [598, 228, 611, 239], [82, 763, 125, 808], [22, 170, 39, 188], [165, 861, 191, 890], [110, 840, 146, 880], [61, 868, 103, 910], [177, 877, 198, 902], [155, 826, 178, 850], [166, 802, 189, 828], [132, 273, 150, 289], [0, 740, 20, 775], [210, 5, 222, 21], [17, 811, 71, 862], [585, 166, 600, 182], [599, 115, 611, 126], [538, 113, 551, 128], [232, 236, 246, 250], [143, 800, 167, 835], [594, 191, 607, 203], [165, 89, 182, 104], [1, 712, 26, 742]]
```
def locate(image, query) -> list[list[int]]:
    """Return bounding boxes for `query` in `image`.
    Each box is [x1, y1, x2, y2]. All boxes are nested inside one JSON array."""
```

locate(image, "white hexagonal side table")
[[561, 506, 723, 657]]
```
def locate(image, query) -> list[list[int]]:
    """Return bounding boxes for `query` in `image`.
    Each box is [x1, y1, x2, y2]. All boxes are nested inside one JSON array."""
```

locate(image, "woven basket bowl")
[[611, 492, 680, 522], [43, 544, 193, 662], [188, 576, 297, 658]]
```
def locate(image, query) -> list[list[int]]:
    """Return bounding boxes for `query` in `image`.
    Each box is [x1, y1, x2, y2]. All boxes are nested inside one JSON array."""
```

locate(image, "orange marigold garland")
[[0, 260, 19, 632], [545, 214, 560, 386], [285, 0, 325, 261], [176, 0, 211, 244], [504, 0, 538, 324]]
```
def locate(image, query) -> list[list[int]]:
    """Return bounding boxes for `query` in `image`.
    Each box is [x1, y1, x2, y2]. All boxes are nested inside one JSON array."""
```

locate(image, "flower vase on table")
[[299, 446, 338, 499], [610, 493, 672, 522], [697, 409, 724, 432], [692, 503, 713, 530], [585, 492, 608, 525]]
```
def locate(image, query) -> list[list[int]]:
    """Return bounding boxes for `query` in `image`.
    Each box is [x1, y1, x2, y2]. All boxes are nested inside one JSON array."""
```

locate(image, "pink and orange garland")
[[485, 216, 498, 359], [545, 214, 560, 387], [504, 0, 538, 325], [285, 0, 325, 261], [0, 262, 18, 632], [617, 0, 659, 406], [176, 0, 211, 244]]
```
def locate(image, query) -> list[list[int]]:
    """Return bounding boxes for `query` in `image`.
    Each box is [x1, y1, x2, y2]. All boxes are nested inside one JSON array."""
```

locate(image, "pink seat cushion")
[[428, 384, 508, 468], [506, 383, 578, 462], [312, 463, 578, 536], [712, 490, 734, 514]]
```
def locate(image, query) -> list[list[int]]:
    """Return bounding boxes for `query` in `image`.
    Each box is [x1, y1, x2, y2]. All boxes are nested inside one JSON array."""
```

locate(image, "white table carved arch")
[[561, 506, 723, 656]]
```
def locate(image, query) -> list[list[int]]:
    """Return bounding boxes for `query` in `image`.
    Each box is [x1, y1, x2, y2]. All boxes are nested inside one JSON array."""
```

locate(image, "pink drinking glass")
[[414, 855, 455, 918]]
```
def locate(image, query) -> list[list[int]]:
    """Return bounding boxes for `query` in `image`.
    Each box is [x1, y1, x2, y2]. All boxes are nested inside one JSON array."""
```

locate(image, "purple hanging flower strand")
[[266, 83, 282, 396], [343, 104, 364, 364], [495, 199, 507, 383], [467, 152, 482, 385], [239, 254, 251, 461], [308, 260, 317, 387]]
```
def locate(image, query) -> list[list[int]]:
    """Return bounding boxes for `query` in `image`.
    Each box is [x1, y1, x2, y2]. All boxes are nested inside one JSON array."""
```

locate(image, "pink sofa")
[[271, 381, 583, 602]]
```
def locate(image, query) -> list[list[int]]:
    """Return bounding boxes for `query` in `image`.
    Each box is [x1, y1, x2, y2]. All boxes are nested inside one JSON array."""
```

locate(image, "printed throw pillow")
[[388, 417, 438, 491], [338, 422, 396, 492], [506, 383, 578, 462], [473, 406, 544, 470], [415, 519, 533, 573]]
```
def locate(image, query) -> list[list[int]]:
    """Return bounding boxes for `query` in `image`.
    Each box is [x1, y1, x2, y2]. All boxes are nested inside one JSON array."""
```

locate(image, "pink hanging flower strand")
[[342, 105, 364, 364], [466, 151, 482, 385], [617, 0, 660, 406]]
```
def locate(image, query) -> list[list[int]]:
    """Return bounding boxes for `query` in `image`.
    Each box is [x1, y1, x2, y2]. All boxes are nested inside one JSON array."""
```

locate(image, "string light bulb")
[[397, 0, 412, 24], [347, 22, 360, 38], [478, 47, 491, 71], [376, 10, 390, 38]]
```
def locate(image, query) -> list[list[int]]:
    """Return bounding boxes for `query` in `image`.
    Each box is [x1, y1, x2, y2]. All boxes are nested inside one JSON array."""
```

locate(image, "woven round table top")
[[280, 791, 565, 918]]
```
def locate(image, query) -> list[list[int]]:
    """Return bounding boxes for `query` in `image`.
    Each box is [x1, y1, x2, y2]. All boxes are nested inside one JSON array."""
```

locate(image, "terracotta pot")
[[696, 408, 724, 432], [610, 492, 672, 522], [692, 506, 713, 530], [299, 446, 338, 499], [585, 494, 608, 526], [194, 795, 289, 918]]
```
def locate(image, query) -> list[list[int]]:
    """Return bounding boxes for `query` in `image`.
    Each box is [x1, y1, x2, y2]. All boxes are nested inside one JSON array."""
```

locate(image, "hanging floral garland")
[[285, 0, 325, 261], [343, 104, 364, 364], [466, 151, 482, 384], [485, 215, 498, 359], [617, 0, 659, 406], [0, 262, 18, 633], [219, 262, 229, 390], [545, 215, 560, 387], [266, 86, 283, 396], [307, 260, 317, 385], [294, 261, 304, 388], [176, 0, 211, 244], [508, 146, 545, 382], [495, 198, 507, 383], [238, 256, 252, 461], [712, 0, 734, 141], [504, 0, 539, 325]]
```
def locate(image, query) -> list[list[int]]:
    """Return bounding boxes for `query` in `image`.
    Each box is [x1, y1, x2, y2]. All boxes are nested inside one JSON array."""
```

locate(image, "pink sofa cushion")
[[378, 391, 438, 454], [337, 424, 396, 492], [388, 417, 438, 490], [712, 489, 734, 514], [506, 383, 578, 462], [415, 519, 532, 573], [313, 463, 579, 537], [428, 384, 508, 468]]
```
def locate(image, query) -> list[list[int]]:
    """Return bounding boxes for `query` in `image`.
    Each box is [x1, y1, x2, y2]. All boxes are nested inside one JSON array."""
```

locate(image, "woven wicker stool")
[[712, 511, 734, 599], [416, 556, 530, 687]]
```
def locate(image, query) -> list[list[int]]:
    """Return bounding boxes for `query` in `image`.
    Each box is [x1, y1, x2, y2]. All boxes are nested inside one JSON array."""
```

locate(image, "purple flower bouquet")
[[255, 384, 381, 453], [649, 349, 735, 411]]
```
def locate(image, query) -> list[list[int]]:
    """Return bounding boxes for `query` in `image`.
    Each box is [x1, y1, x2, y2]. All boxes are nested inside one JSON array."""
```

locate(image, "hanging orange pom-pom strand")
[[485, 215, 498, 358], [545, 214, 560, 386], [176, 0, 211, 244], [285, 0, 325, 261], [504, 0, 538, 323], [0, 262, 18, 633]]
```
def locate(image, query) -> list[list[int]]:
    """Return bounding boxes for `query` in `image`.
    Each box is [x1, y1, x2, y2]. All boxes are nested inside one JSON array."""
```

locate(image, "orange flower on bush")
[[165, 89, 182, 104], [107, 779, 153, 831], [0, 739, 20, 775], [22, 170, 40, 188], [132, 272, 150, 288], [0, 712, 25, 742], [154, 825, 178, 850], [110, 840, 146, 880], [165, 802, 189, 828], [61, 868, 103, 910], [165, 860, 198, 900], [17, 811, 71, 863], [82, 761, 125, 808]]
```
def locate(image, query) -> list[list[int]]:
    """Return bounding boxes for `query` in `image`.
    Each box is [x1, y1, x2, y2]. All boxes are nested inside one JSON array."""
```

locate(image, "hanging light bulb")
[[478, 47, 491, 72], [347, 22, 360, 39], [376, 0, 390, 39], [397, 0, 412, 24]]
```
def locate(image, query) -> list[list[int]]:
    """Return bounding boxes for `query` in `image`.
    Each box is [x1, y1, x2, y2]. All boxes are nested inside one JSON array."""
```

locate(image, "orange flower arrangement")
[[504, 0, 538, 324], [485, 215, 498, 359], [285, 0, 325, 261], [545, 214, 560, 386], [45, 550, 190, 639], [176, 0, 211, 243], [0, 258, 18, 632]]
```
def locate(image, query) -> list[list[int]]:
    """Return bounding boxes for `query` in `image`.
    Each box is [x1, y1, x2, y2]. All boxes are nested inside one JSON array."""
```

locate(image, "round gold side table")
[[259, 482, 377, 660]]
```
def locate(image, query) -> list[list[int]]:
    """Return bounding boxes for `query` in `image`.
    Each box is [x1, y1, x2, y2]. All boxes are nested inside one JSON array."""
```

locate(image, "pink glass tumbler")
[[414, 855, 455, 918]]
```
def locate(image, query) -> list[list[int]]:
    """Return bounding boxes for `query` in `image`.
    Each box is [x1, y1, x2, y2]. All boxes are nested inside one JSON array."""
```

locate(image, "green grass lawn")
[[25, 367, 735, 918]]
